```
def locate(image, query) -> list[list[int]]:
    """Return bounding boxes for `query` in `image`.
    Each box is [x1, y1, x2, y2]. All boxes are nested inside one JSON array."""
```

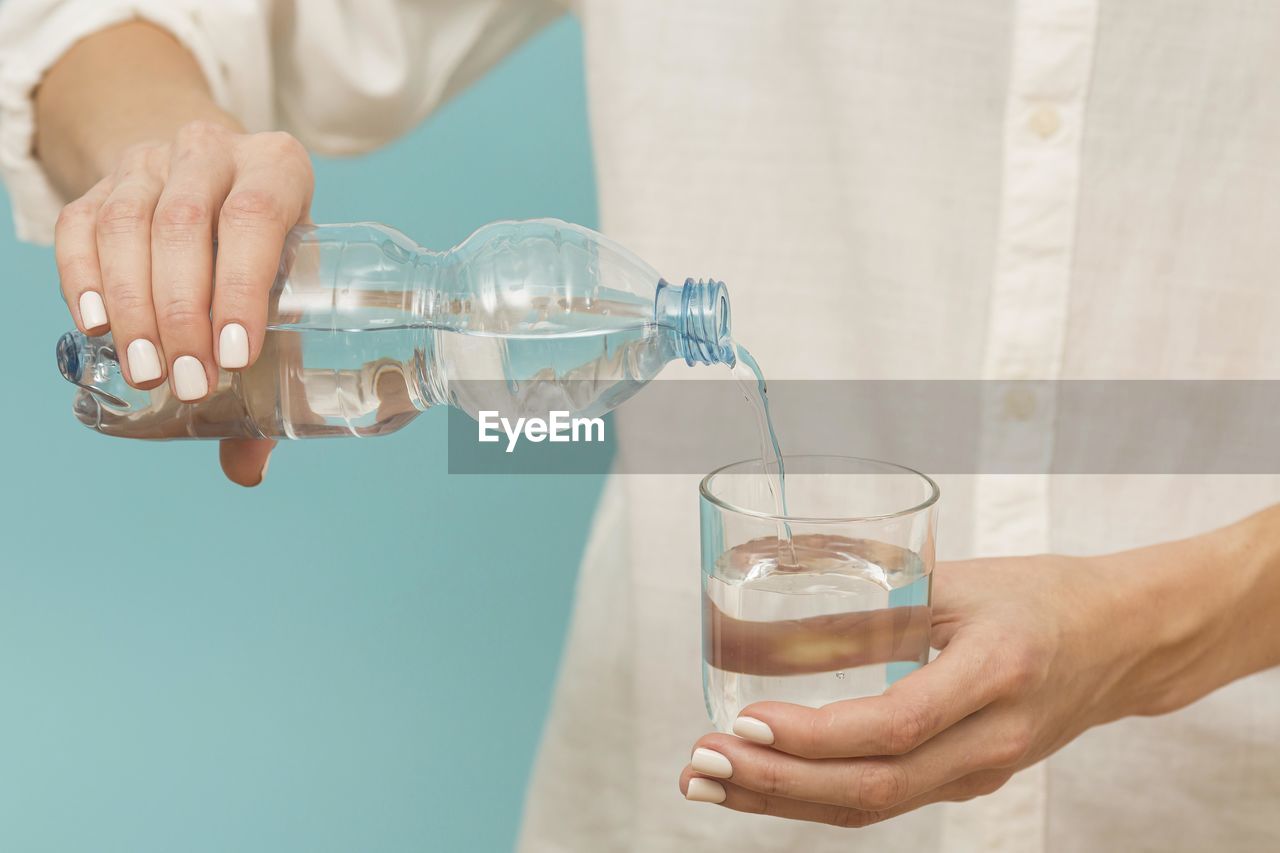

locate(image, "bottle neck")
[[654, 278, 735, 366]]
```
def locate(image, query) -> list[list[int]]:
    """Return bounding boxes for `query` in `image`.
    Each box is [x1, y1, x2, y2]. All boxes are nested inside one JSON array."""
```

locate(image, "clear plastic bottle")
[[56, 219, 733, 439]]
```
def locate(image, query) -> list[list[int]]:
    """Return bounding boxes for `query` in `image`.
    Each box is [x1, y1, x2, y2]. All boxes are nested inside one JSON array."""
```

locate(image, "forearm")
[[33, 20, 241, 197], [1112, 504, 1280, 719]]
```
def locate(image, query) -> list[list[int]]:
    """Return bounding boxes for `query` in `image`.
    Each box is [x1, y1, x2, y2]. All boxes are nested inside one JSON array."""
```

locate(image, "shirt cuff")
[[0, 1, 237, 245]]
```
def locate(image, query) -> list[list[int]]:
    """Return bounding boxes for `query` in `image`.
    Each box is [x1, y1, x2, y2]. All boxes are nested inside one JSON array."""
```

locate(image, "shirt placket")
[[942, 2, 1099, 853]]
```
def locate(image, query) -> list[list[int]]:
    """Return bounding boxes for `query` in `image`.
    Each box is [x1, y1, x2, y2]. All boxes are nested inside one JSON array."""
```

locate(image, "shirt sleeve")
[[0, 0, 563, 245]]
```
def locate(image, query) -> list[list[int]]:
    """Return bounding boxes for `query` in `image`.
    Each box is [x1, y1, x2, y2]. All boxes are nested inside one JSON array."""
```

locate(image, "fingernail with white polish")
[[686, 778, 727, 804], [219, 322, 249, 369], [127, 339, 162, 383], [79, 291, 107, 329], [733, 716, 775, 745], [691, 748, 733, 779], [172, 355, 208, 401]]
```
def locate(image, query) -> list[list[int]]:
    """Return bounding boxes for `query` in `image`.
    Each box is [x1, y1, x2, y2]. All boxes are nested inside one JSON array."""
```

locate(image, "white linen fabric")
[[4, 1, 1280, 850]]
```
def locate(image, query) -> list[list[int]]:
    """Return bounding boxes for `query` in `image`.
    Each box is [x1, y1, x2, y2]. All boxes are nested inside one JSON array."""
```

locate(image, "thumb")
[[220, 438, 276, 487]]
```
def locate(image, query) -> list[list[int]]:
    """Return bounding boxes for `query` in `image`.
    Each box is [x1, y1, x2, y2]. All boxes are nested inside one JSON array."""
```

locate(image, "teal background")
[[0, 18, 602, 853]]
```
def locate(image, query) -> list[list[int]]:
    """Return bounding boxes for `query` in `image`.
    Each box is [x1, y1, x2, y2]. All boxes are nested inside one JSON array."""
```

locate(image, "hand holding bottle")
[[42, 23, 733, 478], [55, 122, 313, 397], [36, 22, 315, 484]]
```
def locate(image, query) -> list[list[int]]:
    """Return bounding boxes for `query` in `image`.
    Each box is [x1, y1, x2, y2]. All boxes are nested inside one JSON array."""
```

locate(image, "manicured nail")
[[172, 355, 208, 401], [126, 338, 162, 383], [258, 450, 271, 483], [686, 778, 726, 804], [691, 748, 733, 779], [733, 716, 775, 745], [219, 323, 249, 369], [79, 291, 108, 329]]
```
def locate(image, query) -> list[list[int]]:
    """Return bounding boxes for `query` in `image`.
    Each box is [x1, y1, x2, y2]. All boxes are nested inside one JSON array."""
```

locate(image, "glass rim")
[[699, 454, 940, 524]]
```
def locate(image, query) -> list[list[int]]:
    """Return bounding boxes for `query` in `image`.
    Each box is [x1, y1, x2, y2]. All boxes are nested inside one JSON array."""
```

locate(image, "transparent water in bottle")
[[56, 219, 735, 439]]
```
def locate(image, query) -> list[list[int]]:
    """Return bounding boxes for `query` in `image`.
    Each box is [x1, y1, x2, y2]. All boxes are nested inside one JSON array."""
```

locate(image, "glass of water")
[[699, 455, 939, 731]]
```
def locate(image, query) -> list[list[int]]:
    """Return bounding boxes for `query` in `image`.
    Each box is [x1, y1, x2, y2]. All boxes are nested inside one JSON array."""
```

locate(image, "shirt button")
[[1028, 105, 1061, 139], [1003, 387, 1037, 421]]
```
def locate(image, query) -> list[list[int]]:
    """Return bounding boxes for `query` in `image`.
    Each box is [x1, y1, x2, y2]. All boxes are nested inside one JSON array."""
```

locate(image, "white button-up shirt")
[[4, 1, 1280, 850]]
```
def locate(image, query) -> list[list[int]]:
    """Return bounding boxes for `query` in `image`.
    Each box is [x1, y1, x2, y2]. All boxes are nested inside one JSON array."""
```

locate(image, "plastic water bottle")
[[56, 219, 733, 439]]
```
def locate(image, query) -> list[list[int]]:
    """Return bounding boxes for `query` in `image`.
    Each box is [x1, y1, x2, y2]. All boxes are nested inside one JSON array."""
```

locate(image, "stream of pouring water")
[[730, 344, 797, 565]]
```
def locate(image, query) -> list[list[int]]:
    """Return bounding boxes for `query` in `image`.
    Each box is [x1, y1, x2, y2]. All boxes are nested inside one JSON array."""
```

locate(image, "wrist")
[[82, 101, 243, 182], [1208, 508, 1280, 675], [33, 20, 241, 195], [1104, 507, 1280, 719]]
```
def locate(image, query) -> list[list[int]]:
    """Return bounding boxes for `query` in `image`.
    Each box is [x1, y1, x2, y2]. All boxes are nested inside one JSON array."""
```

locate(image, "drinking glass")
[[699, 455, 939, 731]]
